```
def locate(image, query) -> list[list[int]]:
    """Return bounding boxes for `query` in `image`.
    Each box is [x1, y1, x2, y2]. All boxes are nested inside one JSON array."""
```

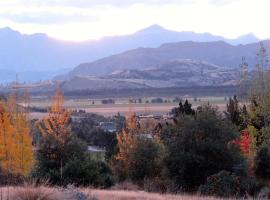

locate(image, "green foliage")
[[254, 145, 270, 182], [162, 105, 244, 191], [127, 139, 166, 182], [34, 131, 113, 187], [71, 114, 120, 161], [199, 171, 245, 197], [225, 95, 248, 130], [62, 155, 114, 187], [171, 100, 195, 118], [33, 134, 88, 183]]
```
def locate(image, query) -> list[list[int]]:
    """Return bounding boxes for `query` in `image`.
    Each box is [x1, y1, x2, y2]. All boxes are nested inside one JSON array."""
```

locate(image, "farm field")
[[28, 96, 229, 117]]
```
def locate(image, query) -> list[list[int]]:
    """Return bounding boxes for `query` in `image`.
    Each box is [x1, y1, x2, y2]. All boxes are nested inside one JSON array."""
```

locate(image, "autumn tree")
[[113, 112, 165, 182], [34, 90, 113, 186], [36, 90, 75, 180], [113, 112, 140, 179], [0, 94, 34, 177]]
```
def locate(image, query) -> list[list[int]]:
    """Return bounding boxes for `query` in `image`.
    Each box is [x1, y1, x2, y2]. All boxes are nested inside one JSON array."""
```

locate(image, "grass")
[[0, 186, 251, 200], [88, 189, 223, 200]]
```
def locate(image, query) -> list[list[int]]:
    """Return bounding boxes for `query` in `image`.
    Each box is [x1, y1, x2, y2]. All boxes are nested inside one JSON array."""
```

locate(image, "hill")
[[60, 59, 237, 91], [67, 40, 267, 78]]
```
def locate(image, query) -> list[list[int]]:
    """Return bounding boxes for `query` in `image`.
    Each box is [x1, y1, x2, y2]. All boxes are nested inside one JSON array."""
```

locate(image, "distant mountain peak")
[[0, 27, 20, 36], [136, 24, 167, 34], [229, 32, 259, 45]]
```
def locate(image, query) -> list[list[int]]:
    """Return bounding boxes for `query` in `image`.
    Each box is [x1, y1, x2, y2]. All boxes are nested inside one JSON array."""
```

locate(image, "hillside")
[[0, 25, 259, 82], [59, 60, 237, 91], [67, 40, 266, 78]]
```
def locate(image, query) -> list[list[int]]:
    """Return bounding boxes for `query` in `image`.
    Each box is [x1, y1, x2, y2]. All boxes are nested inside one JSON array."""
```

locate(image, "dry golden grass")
[[0, 187, 247, 200], [0, 186, 63, 200], [86, 189, 240, 200]]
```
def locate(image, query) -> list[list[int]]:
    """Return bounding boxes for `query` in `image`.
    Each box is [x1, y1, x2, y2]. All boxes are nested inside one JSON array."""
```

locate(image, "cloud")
[[0, 11, 98, 25], [0, 0, 195, 8], [209, 0, 239, 6]]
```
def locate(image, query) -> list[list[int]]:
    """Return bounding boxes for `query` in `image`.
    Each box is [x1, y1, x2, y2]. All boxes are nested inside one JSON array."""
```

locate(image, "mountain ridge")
[[0, 25, 261, 82], [66, 40, 268, 79]]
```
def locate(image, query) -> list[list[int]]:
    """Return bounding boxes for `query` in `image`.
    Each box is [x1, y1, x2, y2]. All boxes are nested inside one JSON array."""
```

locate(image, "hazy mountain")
[[60, 59, 237, 91], [68, 40, 268, 78], [0, 25, 259, 82]]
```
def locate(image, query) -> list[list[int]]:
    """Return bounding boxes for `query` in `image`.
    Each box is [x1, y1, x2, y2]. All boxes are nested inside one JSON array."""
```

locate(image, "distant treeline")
[[0, 85, 237, 99], [60, 86, 237, 99]]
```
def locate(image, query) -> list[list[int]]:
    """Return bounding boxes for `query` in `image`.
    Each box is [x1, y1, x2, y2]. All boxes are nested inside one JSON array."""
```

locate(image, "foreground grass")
[[88, 189, 231, 200], [0, 186, 248, 200]]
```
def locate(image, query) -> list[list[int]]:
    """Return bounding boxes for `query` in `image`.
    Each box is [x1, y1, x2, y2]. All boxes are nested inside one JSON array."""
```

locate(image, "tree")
[[113, 112, 140, 180], [35, 91, 113, 186], [171, 100, 194, 118], [0, 95, 34, 177], [254, 145, 270, 184], [127, 139, 165, 182], [38, 90, 71, 143], [225, 95, 241, 126], [162, 105, 245, 191], [35, 90, 80, 182]]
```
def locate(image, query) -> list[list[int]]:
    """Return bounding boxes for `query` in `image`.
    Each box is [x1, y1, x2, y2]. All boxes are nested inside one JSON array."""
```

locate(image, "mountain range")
[[0, 25, 260, 82], [67, 40, 268, 78]]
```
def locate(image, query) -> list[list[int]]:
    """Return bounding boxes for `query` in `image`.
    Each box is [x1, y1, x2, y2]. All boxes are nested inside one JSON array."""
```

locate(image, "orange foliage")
[[0, 95, 34, 176], [232, 130, 251, 155], [38, 90, 71, 144], [115, 112, 140, 172]]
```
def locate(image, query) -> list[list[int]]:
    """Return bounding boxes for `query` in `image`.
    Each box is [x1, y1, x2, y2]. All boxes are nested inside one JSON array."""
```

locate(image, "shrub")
[[62, 155, 114, 188], [127, 139, 166, 182], [199, 170, 243, 197]]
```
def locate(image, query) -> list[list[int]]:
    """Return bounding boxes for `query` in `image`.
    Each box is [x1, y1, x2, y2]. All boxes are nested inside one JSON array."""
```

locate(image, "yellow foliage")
[[115, 112, 140, 172], [38, 90, 71, 144], [0, 95, 34, 176]]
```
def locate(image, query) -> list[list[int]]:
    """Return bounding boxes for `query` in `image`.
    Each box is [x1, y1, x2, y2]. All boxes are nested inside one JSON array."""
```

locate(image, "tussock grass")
[[11, 186, 55, 200]]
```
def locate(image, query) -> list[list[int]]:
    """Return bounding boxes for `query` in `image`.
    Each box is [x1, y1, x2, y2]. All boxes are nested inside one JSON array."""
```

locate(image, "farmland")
[[28, 96, 229, 117]]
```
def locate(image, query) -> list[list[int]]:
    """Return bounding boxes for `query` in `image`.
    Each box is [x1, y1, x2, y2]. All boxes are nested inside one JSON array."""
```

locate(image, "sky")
[[0, 0, 268, 41]]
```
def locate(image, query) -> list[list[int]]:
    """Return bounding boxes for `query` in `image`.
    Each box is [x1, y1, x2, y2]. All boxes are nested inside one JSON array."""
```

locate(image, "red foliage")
[[232, 130, 251, 154]]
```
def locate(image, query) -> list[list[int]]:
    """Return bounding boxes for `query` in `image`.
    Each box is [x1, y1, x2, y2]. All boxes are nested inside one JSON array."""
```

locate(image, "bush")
[[62, 155, 114, 187], [127, 139, 166, 182], [199, 170, 244, 197]]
